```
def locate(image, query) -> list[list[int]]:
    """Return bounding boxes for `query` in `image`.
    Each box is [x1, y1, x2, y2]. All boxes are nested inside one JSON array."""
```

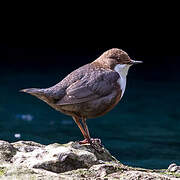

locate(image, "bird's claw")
[[79, 139, 90, 144], [79, 138, 101, 145], [90, 138, 102, 146], [90, 138, 103, 153], [79, 138, 103, 153]]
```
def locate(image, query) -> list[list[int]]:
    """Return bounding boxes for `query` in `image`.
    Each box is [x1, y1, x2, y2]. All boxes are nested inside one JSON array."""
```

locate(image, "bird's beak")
[[130, 60, 143, 65]]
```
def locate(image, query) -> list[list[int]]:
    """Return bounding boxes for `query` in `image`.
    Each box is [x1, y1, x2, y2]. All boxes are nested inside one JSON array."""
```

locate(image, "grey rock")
[[177, 169, 180, 173], [11, 140, 45, 153], [111, 171, 173, 180], [167, 163, 180, 176], [168, 163, 177, 172], [0, 140, 179, 179], [0, 140, 16, 162], [11, 141, 116, 174], [169, 166, 178, 172]]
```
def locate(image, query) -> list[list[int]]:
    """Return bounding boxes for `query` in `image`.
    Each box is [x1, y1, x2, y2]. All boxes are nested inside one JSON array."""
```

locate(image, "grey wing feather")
[[56, 69, 119, 105], [44, 64, 90, 100]]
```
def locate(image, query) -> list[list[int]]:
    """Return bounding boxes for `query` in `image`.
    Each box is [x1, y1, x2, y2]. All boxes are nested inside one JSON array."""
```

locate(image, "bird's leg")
[[82, 118, 90, 139], [81, 118, 91, 143], [73, 116, 102, 150], [82, 118, 102, 144], [81, 118, 103, 152], [72, 116, 89, 143]]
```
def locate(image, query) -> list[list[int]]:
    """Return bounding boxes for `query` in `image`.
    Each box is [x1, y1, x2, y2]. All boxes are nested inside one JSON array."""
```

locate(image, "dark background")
[[2, 46, 180, 81], [0, 45, 180, 169]]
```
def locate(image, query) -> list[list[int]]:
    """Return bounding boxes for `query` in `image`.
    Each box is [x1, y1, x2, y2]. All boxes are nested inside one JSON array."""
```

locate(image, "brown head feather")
[[92, 48, 132, 69]]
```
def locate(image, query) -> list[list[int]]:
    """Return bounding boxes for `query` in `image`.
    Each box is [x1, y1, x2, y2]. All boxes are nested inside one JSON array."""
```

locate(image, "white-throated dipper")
[[21, 48, 142, 146]]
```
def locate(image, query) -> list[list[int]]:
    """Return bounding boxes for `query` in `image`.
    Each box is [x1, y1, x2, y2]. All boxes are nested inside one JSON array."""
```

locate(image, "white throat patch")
[[114, 64, 131, 97]]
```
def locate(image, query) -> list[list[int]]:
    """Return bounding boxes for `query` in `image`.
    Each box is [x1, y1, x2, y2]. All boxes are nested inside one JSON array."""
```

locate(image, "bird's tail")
[[20, 88, 51, 103], [20, 88, 44, 95]]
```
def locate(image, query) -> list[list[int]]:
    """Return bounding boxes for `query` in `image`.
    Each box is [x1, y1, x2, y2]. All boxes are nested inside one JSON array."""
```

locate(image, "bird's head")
[[97, 48, 143, 69]]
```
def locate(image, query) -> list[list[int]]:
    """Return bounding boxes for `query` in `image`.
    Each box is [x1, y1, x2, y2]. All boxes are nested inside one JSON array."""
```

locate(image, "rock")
[[109, 171, 171, 180], [0, 140, 179, 179], [169, 166, 178, 173], [168, 163, 177, 172], [0, 140, 16, 162], [167, 163, 180, 178], [11, 140, 45, 152], [11, 141, 116, 174]]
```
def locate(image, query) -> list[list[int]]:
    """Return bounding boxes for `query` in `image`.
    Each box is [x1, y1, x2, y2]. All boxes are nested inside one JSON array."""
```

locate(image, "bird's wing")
[[56, 69, 120, 105]]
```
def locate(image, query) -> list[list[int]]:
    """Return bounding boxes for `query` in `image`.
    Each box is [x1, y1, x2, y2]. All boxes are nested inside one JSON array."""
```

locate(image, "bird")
[[20, 48, 142, 145]]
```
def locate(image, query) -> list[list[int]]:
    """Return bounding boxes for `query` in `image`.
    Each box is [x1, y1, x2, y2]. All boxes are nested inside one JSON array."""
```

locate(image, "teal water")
[[0, 67, 180, 169]]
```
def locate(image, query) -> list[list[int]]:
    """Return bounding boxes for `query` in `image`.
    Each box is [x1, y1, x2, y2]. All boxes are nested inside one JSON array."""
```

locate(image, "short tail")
[[20, 88, 43, 95]]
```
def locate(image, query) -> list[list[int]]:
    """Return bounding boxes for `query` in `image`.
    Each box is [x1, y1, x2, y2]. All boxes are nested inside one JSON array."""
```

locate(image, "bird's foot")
[[79, 138, 103, 153], [79, 139, 90, 144], [90, 138, 102, 145], [90, 138, 103, 153], [79, 138, 101, 145]]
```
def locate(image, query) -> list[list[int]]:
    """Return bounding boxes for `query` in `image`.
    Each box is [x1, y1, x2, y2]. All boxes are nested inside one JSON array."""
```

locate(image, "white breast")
[[114, 64, 131, 97]]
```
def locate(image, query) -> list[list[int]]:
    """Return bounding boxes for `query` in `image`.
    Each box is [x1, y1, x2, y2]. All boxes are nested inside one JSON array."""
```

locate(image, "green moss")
[[0, 167, 6, 176], [62, 168, 93, 178], [159, 171, 180, 178]]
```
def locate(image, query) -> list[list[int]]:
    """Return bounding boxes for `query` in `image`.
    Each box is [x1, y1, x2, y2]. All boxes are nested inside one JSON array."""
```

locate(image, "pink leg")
[[82, 118, 91, 142], [73, 116, 88, 139]]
